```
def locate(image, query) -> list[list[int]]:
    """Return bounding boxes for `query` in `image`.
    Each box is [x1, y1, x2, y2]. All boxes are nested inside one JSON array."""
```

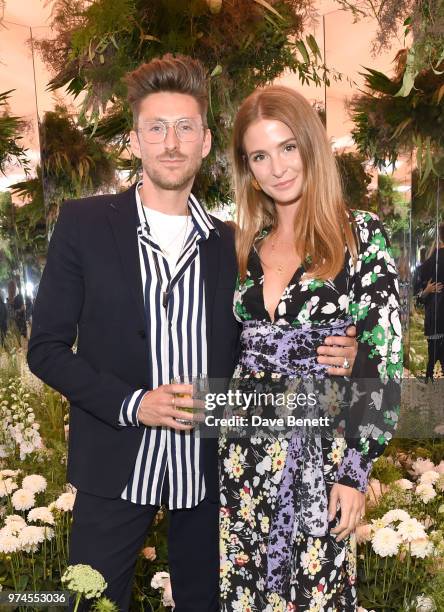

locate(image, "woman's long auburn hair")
[[232, 86, 358, 280]]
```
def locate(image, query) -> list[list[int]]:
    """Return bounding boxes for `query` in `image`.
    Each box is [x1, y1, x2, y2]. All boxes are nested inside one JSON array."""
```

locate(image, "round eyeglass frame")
[[137, 118, 204, 143]]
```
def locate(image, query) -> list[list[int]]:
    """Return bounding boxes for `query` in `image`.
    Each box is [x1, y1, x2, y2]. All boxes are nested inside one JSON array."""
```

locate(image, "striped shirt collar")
[[135, 180, 219, 240]]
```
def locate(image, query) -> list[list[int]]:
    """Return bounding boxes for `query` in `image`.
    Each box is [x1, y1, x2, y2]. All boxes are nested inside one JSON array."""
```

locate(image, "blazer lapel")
[[200, 230, 221, 359], [106, 185, 147, 331]]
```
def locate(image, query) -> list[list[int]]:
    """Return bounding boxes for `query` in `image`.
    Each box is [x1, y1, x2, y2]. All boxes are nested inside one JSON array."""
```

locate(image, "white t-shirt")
[[142, 205, 193, 270]]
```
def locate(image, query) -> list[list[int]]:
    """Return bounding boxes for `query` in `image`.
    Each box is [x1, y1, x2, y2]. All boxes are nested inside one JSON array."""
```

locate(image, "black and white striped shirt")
[[118, 184, 218, 509]]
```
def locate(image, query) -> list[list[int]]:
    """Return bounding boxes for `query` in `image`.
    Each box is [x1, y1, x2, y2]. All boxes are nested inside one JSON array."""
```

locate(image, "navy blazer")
[[27, 185, 240, 502]]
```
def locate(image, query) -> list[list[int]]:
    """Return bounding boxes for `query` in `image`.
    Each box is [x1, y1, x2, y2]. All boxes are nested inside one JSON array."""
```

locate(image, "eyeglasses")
[[137, 118, 204, 143]]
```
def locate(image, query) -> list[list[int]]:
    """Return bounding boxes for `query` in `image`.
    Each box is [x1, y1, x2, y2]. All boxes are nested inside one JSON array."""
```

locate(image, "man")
[[0, 291, 7, 345], [28, 54, 357, 611]]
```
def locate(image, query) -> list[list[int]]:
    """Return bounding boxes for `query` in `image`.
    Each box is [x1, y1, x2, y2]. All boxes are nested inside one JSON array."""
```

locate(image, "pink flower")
[[394, 478, 414, 490], [435, 461, 444, 474], [411, 458, 435, 477], [141, 546, 156, 561]]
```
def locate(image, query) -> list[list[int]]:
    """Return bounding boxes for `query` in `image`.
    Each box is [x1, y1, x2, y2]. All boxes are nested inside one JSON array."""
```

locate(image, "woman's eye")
[[284, 144, 297, 152], [252, 154, 265, 162]]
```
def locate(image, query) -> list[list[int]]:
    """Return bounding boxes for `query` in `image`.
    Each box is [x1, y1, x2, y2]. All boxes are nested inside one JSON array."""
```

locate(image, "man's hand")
[[317, 325, 358, 376], [329, 483, 365, 541], [137, 383, 200, 430], [423, 279, 443, 296]]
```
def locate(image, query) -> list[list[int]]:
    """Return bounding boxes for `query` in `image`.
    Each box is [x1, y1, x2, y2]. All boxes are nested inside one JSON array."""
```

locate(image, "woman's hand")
[[317, 325, 358, 376], [328, 483, 365, 542], [422, 278, 443, 296]]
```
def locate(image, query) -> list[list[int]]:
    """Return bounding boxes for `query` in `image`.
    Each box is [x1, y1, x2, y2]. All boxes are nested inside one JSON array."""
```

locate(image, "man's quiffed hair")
[[124, 53, 209, 128]]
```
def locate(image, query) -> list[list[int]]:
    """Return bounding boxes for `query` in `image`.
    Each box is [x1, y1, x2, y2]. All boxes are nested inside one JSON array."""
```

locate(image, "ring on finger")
[[342, 357, 350, 369], [171, 395, 176, 407]]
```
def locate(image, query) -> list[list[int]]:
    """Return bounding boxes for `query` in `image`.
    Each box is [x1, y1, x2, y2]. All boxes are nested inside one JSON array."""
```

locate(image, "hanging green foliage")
[[335, 151, 372, 209], [349, 51, 444, 194], [6, 106, 117, 258], [35, 0, 333, 205], [0, 90, 28, 175]]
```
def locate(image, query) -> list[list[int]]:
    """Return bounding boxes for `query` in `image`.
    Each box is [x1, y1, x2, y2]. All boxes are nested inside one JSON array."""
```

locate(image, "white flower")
[[0, 469, 21, 478], [419, 470, 440, 485], [151, 571, 171, 590], [338, 294, 349, 311], [321, 302, 336, 314], [0, 478, 18, 497], [54, 491, 76, 512], [22, 475, 47, 494], [3, 515, 27, 534], [11, 488, 36, 511], [414, 594, 436, 611], [411, 458, 435, 476], [0, 532, 21, 553], [28, 507, 55, 525], [372, 527, 401, 557], [18, 525, 45, 552], [42, 526, 55, 541], [397, 518, 427, 542], [394, 478, 414, 490], [415, 483, 437, 503], [410, 537, 434, 558], [61, 564, 107, 599], [161, 576, 175, 608], [382, 509, 410, 524]]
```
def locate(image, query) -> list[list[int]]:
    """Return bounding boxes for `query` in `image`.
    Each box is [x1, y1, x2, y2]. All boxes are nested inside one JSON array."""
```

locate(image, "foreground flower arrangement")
[[0, 346, 172, 610], [357, 454, 444, 610], [1, 344, 443, 610]]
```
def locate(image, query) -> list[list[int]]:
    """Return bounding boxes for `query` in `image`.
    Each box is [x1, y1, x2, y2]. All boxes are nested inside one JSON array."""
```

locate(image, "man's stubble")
[[144, 153, 204, 191]]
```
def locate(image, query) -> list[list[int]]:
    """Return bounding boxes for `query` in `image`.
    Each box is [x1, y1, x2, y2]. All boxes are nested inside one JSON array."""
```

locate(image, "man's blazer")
[[27, 184, 240, 502]]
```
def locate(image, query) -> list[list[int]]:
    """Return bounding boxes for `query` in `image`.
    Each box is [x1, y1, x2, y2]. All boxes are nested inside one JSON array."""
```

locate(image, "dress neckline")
[[253, 249, 305, 324]]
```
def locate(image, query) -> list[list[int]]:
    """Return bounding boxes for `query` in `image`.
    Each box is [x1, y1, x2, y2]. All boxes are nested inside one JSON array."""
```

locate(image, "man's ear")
[[129, 129, 142, 159], [202, 128, 212, 160]]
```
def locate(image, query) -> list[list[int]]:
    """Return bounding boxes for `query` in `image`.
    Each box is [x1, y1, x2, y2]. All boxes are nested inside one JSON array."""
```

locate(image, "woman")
[[417, 223, 444, 381], [219, 86, 402, 611]]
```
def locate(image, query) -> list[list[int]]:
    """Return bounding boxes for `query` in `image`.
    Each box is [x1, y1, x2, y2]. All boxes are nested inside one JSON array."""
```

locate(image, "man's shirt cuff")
[[119, 389, 146, 426]]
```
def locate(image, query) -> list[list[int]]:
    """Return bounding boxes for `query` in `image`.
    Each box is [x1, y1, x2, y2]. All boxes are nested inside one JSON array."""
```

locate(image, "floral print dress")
[[219, 211, 403, 611]]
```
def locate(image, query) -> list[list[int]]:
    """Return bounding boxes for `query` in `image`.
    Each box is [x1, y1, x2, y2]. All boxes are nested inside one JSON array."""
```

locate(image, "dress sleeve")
[[335, 213, 403, 492]]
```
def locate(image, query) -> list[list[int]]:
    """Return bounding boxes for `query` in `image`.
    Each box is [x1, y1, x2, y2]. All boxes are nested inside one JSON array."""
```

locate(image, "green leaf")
[[394, 48, 417, 97], [142, 34, 161, 43], [295, 40, 309, 64], [437, 83, 444, 104], [306, 34, 322, 60], [390, 117, 413, 140], [17, 574, 29, 590], [242, 32, 255, 50], [210, 64, 223, 78], [252, 0, 284, 20]]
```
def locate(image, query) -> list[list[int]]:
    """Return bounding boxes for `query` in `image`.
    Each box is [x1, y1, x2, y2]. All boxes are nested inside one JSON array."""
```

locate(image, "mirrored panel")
[[0, 19, 42, 346], [409, 173, 443, 379]]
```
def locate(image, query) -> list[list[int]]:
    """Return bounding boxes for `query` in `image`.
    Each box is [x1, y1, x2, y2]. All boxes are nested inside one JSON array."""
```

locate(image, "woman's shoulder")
[[349, 209, 388, 247], [349, 208, 380, 227]]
